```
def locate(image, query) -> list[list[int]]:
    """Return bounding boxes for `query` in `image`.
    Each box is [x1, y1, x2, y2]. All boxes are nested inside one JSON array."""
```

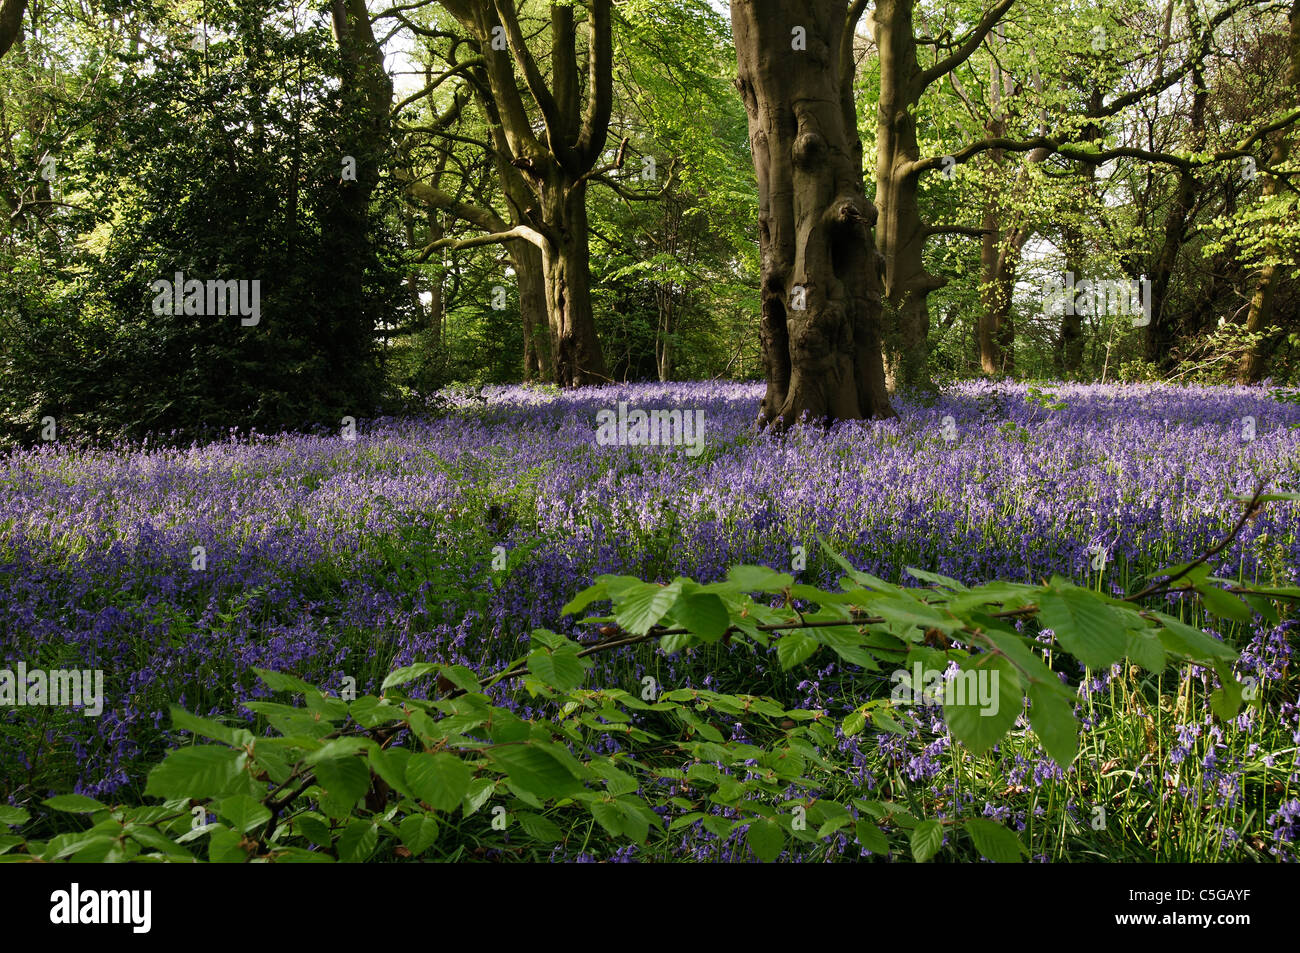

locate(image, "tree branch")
[[919, 0, 1016, 90]]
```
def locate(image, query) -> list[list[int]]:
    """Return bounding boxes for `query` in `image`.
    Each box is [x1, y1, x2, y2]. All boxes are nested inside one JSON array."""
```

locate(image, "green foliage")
[[0, 1, 394, 446], [1, 532, 1273, 863]]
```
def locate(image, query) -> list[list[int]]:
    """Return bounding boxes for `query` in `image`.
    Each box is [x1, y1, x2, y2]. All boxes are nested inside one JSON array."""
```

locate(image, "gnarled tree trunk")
[[732, 0, 894, 427]]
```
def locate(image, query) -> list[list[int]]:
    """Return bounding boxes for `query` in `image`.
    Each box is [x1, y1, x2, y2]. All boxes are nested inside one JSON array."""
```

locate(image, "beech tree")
[[731, 0, 894, 427], [0, 0, 24, 60], [1238, 0, 1299, 383], [419, 0, 613, 387]]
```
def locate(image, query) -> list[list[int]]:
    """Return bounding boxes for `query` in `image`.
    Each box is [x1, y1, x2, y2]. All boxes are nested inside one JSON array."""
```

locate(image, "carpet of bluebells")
[[2, 380, 1298, 861]]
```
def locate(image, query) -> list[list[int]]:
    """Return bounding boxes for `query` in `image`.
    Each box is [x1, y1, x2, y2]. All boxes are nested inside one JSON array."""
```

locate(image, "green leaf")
[[462, 778, 495, 817], [746, 818, 784, 862], [697, 814, 730, 838], [978, 629, 1073, 698], [296, 814, 333, 847], [943, 655, 1021, 756], [906, 567, 969, 591], [561, 580, 608, 616], [1241, 593, 1280, 625], [405, 753, 471, 812], [871, 596, 963, 634], [726, 565, 794, 592], [398, 814, 440, 855], [1209, 661, 1244, 722], [208, 827, 248, 863], [842, 708, 866, 738], [910, 819, 944, 862], [1027, 682, 1078, 768], [0, 806, 30, 827], [349, 695, 398, 728], [1193, 583, 1253, 624], [169, 707, 254, 747], [367, 747, 414, 800], [380, 663, 441, 692], [124, 824, 191, 859], [609, 579, 683, 635], [42, 794, 107, 814], [670, 592, 731, 642], [1125, 630, 1167, 673], [1037, 586, 1127, 669], [487, 708, 533, 744], [336, 821, 378, 863], [218, 794, 271, 834], [270, 846, 335, 863], [526, 645, 588, 692], [589, 800, 623, 837], [776, 631, 819, 670], [145, 746, 245, 799], [518, 812, 563, 843], [303, 738, 372, 765], [485, 744, 583, 800], [314, 756, 371, 819], [965, 818, 1025, 862], [440, 665, 481, 694], [1152, 612, 1236, 661], [855, 819, 889, 854], [872, 708, 907, 734], [818, 542, 904, 594], [254, 668, 317, 695]]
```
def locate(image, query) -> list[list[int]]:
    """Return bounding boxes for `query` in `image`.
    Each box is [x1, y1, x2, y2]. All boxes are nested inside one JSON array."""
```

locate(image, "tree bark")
[[1058, 214, 1087, 375], [731, 0, 894, 427], [539, 170, 604, 384], [513, 240, 550, 380], [873, 0, 947, 392], [0, 0, 25, 60], [434, 0, 612, 386], [1236, 138, 1289, 383], [1144, 25, 1208, 367], [1238, 0, 1299, 383]]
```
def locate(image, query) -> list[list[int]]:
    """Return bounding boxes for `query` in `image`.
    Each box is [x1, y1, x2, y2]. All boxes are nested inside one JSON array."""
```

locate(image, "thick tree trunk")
[[0, 0, 26, 60], [474, 66, 556, 383], [1238, 140, 1291, 383], [445, 0, 612, 388], [732, 0, 894, 427], [1238, 1, 1298, 383], [540, 174, 607, 385], [873, 0, 944, 393]]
